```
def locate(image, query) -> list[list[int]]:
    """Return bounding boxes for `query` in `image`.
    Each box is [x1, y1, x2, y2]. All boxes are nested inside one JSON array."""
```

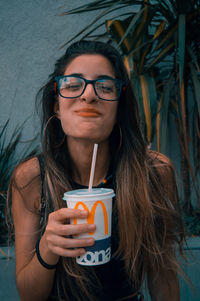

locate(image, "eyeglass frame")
[[54, 75, 125, 101]]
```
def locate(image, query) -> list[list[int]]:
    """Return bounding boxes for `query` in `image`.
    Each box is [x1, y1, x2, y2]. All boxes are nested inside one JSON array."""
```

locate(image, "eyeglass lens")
[[58, 76, 120, 100]]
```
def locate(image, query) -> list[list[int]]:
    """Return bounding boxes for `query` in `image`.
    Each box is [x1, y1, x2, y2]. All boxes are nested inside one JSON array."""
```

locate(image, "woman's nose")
[[80, 83, 98, 103]]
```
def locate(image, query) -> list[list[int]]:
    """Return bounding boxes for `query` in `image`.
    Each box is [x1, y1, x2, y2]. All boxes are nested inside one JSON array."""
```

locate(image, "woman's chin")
[[79, 135, 104, 142], [68, 133, 108, 143]]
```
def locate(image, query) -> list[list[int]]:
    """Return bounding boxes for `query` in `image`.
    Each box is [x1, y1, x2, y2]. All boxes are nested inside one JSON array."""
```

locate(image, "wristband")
[[35, 238, 57, 270]]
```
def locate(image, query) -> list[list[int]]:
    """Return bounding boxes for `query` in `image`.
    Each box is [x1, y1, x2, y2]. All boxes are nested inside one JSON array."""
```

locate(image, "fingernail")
[[81, 210, 88, 216], [80, 249, 85, 255], [86, 238, 94, 244], [88, 224, 95, 230]]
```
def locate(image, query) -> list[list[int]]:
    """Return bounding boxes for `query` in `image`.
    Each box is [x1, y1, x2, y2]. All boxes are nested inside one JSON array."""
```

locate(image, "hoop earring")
[[44, 115, 66, 148], [44, 115, 56, 136], [54, 133, 66, 148]]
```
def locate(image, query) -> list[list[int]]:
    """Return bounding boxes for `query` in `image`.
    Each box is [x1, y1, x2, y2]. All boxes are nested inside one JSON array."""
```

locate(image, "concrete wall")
[[0, 0, 95, 154]]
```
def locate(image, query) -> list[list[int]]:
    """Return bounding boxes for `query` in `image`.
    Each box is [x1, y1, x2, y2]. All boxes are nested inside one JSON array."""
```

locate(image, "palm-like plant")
[[62, 0, 200, 234], [0, 120, 39, 247]]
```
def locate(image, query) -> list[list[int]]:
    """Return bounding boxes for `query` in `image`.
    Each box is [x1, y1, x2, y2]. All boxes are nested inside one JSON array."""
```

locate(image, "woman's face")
[[55, 54, 118, 143]]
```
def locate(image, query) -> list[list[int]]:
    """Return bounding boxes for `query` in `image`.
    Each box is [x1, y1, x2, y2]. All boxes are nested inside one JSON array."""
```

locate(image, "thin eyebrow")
[[96, 75, 116, 80], [64, 73, 116, 80], [64, 73, 83, 77]]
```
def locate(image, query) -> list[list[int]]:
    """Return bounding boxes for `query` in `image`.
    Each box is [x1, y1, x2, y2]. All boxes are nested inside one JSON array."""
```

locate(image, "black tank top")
[[37, 155, 143, 301]]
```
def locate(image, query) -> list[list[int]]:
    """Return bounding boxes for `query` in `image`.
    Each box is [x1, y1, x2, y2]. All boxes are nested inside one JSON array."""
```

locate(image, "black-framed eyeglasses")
[[54, 75, 125, 101]]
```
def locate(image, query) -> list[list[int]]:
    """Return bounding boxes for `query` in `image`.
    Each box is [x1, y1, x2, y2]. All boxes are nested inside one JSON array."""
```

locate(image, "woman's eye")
[[65, 83, 82, 90], [97, 84, 113, 93]]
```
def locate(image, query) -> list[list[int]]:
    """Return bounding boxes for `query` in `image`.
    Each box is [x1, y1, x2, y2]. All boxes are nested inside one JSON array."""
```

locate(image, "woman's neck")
[[67, 138, 110, 187]]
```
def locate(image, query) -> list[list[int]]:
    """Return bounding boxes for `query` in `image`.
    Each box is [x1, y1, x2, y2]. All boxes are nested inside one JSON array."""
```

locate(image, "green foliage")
[[63, 0, 200, 234], [0, 120, 39, 245], [184, 211, 200, 236]]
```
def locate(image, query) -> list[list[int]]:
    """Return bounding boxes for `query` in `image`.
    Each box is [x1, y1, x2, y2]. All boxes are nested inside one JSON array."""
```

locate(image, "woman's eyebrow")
[[96, 75, 115, 80], [64, 73, 115, 80], [64, 73, 83, 77]]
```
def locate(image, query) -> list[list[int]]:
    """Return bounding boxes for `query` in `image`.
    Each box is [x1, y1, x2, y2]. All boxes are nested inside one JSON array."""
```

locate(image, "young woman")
[[9, 40, 184, 301]]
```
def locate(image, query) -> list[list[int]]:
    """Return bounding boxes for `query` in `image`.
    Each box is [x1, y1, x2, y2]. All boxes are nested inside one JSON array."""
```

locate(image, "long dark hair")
[[13, 40, 184, 300], [37, 40, 145, 167]]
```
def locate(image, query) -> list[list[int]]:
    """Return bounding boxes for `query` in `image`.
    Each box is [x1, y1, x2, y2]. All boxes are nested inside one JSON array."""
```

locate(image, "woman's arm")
[[13, 176, 57, 301], [12, 157, 95, 301], [148, 266, 180, 301]]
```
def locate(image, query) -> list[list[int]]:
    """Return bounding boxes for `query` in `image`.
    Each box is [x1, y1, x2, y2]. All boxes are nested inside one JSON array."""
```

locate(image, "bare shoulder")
[[147, 150, 178, 203], [147, 150, 173, 167], [11, 157, 43, 275], [12, 156, 41, 189], [147, 150, 175, 176], [147, 150, 176, 187], [11, 156, 42, 211]]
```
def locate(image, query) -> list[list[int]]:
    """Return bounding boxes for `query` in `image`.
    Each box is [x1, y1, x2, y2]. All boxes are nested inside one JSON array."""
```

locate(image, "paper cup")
[[63, 188, 115, 266]]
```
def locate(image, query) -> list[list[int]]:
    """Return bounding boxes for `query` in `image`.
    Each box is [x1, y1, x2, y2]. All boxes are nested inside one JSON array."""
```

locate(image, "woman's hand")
[[12, 158, 96, 301], [42, 208, 96, 261]]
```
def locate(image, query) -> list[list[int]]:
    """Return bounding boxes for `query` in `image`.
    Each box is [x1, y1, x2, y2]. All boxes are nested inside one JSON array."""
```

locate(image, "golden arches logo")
[[74, 201, 108, 235]]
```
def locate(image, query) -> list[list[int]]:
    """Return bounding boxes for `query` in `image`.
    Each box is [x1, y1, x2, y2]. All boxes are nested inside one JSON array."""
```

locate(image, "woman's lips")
[[75, 109, 101, 117]]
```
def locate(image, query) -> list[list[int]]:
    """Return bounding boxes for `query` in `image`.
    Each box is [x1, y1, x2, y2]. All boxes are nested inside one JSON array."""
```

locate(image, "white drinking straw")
[[88, 144, 98, 191]]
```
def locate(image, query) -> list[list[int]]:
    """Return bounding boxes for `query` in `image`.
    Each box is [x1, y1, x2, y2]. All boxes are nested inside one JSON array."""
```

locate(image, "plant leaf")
[[139, 74, 157, 143], [190, 62, 200, 119], [187, 45, 200, 72], [107, 19, 131, 53], [123, 54, 134, 78], [178, 14, 186, 89], [147, 41, 174, 69], [61, 1, 120, 47], [153, 20, 166, 40], [156, 76, 172, 153], [155, 24, 177, 51], [118, 8, 145, 49], [61, 0, 115, 15]]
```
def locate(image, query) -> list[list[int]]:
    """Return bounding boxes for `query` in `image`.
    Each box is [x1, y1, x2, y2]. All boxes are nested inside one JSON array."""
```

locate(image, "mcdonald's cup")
[[63, 188, 115, 266]]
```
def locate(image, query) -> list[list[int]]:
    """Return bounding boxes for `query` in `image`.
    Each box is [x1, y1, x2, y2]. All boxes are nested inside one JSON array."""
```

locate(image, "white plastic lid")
[[63, 188, 115, 201]]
